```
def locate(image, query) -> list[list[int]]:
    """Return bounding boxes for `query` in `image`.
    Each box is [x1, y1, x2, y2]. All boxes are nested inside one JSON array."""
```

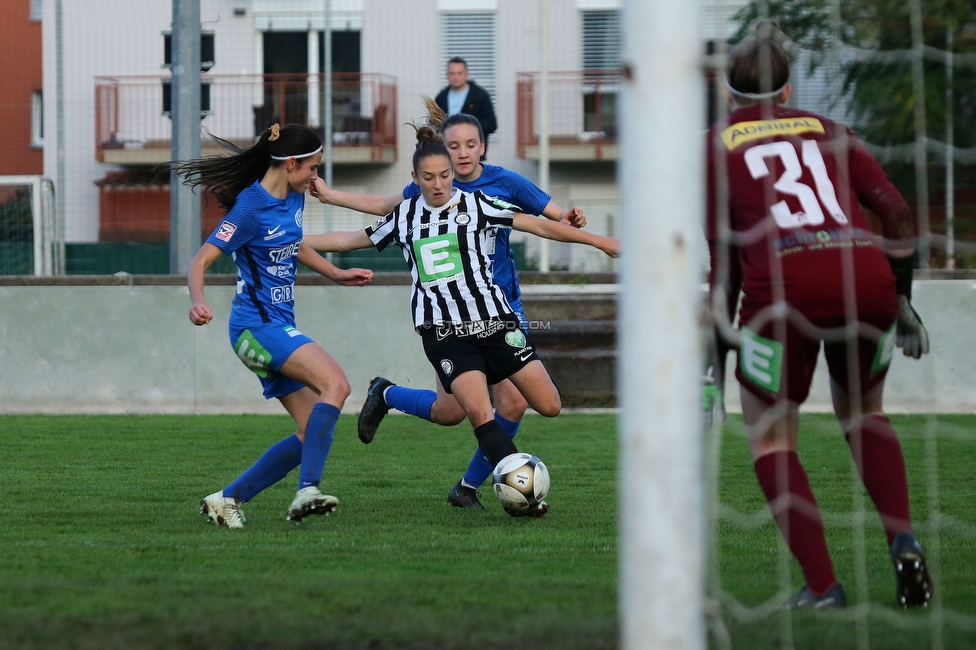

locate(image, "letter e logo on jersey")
[[414, 233, 464, 287], [215, 221, 237, 242]]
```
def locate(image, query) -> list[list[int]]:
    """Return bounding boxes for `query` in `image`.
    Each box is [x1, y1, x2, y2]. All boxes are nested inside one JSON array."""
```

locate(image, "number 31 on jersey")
[[744, 140, 850, 230]]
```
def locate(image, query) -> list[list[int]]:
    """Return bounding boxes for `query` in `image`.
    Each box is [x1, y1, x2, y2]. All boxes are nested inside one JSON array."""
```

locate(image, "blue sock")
[[298, 403, 340, 490], [384, 385, 436, 421], [224, 434, 303, 502], [463, 412, 521, 488]]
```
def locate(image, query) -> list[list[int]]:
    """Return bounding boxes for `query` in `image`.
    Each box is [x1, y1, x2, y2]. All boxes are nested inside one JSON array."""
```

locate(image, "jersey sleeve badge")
[[483, 195, 521, 212], [215, 221, 237, 242]]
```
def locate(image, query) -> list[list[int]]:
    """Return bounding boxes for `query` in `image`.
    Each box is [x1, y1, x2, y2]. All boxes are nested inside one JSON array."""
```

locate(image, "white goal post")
[[0, 175, 61, 276], [619, 1, 706, 649]]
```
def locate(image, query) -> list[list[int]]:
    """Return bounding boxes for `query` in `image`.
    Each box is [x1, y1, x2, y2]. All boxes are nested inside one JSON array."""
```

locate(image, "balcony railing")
[[517, 70, 619, 162], [95, 73, 397, 165]]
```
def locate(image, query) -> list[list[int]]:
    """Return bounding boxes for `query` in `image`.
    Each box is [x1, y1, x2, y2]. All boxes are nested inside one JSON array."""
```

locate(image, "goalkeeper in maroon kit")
[[706, 22, 932, 609]]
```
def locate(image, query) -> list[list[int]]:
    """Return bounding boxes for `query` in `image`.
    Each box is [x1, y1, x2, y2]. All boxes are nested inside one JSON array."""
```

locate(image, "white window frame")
[[31, 90, 44, 148]]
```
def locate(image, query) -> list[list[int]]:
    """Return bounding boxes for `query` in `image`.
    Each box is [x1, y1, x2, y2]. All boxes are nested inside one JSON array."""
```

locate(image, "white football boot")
[[285, 486, 339, 522], [200, 491, 245, 529]]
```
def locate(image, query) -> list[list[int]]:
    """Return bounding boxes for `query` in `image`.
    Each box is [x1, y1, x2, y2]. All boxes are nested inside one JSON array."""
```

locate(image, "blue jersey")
[[403, 163, 550, 301], [205, 180, 306, 326]]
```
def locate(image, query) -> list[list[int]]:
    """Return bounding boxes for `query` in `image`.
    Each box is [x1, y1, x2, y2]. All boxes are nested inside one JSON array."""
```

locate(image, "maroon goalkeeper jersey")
[[706, 104, 907, 324]]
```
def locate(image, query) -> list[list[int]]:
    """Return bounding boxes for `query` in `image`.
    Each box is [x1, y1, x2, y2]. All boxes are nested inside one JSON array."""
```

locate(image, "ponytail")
[[410, 99, 451, 173], [167, 124, 321, 210]]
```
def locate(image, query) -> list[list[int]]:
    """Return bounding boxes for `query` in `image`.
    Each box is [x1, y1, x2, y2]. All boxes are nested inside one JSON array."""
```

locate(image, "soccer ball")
[[492, 453, 550, 512]]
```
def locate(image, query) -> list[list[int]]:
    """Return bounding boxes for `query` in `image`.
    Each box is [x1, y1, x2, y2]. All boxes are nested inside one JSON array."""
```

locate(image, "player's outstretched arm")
[[298, 242, 374, 286], [186, 242, 223, 326], [309, 177, 401, 216], [541, 201, 587, 228], [513, 213, 619, 258], [304, 229, 374, 254]]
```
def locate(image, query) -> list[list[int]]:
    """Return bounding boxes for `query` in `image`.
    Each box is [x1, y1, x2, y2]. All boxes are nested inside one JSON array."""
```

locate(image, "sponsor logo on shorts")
[[270, 284, 295, 304], [517, 349, 534, 362], [294, 208, 303, 228], [454, 212, 470, 225], [234, 330, 272, 377], [215, 221, 237, 242], [284, 326, 304, 338], [505, 330, 527, 348], [440, 359, 454, 376], [740, 327, 783, 393], [871, 322, 897, 373]]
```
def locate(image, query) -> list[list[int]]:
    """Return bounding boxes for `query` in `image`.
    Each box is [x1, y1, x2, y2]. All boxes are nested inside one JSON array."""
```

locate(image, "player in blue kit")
[[309, 99, 591, 511], [173, 123, 373, 528]]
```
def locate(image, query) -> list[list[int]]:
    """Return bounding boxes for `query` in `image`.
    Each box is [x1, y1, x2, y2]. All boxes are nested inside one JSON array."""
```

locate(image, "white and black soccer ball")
[[492, 452, 550, 512]]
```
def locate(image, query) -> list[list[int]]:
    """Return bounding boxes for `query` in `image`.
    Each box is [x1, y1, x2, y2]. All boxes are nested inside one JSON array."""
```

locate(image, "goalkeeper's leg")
[[743, 389, 841, 600]]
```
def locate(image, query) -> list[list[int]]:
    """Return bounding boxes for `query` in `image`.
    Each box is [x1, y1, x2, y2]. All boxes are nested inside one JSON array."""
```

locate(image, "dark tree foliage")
[[732, 0, 976, 149]]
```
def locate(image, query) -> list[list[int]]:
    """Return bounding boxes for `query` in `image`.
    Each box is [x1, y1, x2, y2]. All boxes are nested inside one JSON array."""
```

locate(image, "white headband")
[[270, 145, 323, 161], [725, 78, 788, 101]]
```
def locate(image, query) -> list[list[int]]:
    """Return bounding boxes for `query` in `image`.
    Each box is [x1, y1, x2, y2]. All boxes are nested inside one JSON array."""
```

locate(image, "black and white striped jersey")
[[366, 188, 519, 327]]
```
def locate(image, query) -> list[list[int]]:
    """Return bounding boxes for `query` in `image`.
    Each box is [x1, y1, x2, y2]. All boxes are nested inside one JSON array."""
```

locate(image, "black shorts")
[[418, 314, 541, 394]]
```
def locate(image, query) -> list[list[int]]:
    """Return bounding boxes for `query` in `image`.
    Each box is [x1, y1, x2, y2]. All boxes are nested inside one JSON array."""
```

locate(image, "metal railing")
[[95, 72, 397, 164], [516, 70, 619, 161]]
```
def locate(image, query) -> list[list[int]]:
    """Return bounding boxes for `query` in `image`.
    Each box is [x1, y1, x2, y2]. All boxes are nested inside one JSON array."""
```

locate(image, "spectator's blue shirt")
[[205, 180, 306, 326], [403, 163, 550, 301]]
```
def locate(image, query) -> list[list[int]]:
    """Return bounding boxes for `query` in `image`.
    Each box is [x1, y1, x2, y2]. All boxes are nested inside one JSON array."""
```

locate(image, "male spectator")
[[435, 57, 498, 158]]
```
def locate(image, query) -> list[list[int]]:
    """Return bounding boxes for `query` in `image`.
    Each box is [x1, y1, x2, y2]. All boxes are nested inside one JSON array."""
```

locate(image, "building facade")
[[38, 0, 750, 272]]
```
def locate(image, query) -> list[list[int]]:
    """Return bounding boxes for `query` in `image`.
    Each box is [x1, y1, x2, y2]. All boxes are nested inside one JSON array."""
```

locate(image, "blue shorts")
[[228, 320, 314, 399]]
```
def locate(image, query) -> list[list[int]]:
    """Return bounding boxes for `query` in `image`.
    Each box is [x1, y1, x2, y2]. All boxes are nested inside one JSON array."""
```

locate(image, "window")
[[31, 91, 43, 147], [580, 9, 620, 136], [441, 12, 496, 98], [30, 0, 41, 21], [581, 9, 620, 73]]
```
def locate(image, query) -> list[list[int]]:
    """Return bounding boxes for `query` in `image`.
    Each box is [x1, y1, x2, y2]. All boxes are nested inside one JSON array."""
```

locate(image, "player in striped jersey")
[[707, 23, 931, 609], [309, 98, 594, 510], [305, 121, 618, 516], [176, 124, 373, 528]]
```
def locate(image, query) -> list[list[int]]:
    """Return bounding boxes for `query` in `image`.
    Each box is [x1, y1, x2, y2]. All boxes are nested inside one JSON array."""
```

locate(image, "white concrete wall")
[[0, 284, 431, 414], [721, 279, 976, 414], [1, 280, 973, 414]]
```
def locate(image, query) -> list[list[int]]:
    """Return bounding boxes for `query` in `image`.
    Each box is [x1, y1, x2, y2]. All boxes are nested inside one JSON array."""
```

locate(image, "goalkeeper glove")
[[895, 294, 929, 359]]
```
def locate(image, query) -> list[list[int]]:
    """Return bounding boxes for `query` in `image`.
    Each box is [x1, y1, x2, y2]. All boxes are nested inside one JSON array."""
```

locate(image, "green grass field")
[[0, 413, 974, 649]]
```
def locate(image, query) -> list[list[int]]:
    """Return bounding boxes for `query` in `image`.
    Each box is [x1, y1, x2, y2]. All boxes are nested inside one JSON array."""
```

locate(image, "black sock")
[[474, 421, 518, 466]]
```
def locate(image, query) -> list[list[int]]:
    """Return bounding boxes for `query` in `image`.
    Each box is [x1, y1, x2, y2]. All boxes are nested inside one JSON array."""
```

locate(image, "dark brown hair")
[[167, 124, 321, 210], [726, 21, 790, 100], [411, 97, 451, 173]]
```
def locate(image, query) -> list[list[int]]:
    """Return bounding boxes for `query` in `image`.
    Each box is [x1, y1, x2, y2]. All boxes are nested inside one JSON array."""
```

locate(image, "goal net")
[[0, 176, 60, 276], [689, 1, 976, 648]]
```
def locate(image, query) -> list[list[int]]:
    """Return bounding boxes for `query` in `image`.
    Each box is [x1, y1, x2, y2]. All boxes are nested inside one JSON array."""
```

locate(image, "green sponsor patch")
[[505, 330, 527, 348], [234, 330, 272, 377], [740, 327, 783, 393], [871, 322, 897, 373], [413, 233, 463, 286]]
